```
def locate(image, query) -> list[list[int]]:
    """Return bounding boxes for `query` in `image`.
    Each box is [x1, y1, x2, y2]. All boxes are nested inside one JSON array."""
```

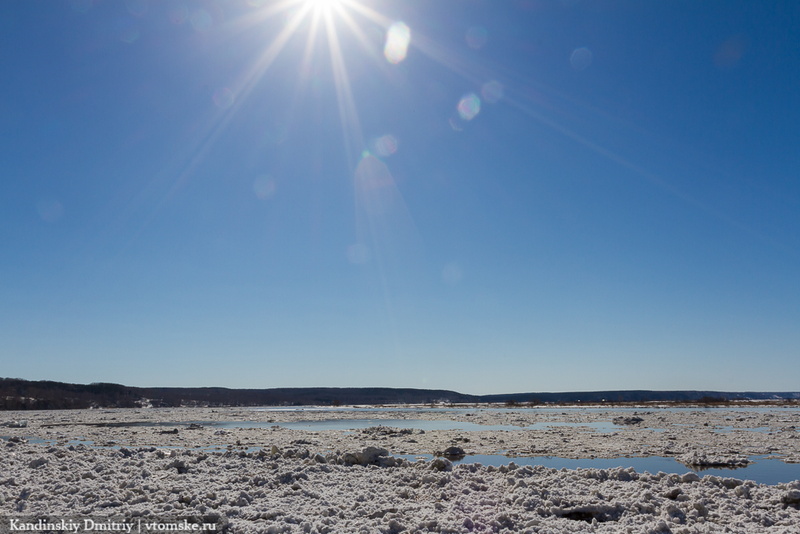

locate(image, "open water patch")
[[5, 435, 798, 485], [273, 419, 626, 432], [400, 453, 800, 486], [33, 417, 783, 434], [36, 418, 626, 432], [252, 405, 800, 414]]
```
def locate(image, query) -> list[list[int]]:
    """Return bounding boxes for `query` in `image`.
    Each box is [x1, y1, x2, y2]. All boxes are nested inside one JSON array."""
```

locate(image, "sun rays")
[[304, 0, 343, 16], [258, 2, 389, 126]]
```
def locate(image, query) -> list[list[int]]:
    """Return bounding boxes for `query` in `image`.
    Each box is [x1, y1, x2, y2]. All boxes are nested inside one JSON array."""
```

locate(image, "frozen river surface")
[[3, 405, 800, 532]]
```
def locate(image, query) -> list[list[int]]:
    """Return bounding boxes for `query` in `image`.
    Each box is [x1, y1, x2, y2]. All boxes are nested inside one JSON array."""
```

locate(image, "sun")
[[305, 0, 343, 15], [199, 0, 396, 170]]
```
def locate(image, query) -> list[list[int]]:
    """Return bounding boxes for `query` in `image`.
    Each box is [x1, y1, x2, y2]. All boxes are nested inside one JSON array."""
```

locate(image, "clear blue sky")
[[2, 0, 798, 395]]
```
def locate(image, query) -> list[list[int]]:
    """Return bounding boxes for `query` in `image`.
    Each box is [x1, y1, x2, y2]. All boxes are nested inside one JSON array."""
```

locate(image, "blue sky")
[[2, 0, 798, 395]]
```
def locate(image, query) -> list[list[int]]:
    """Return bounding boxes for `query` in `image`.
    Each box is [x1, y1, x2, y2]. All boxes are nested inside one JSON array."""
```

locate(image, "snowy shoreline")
[[2, 406, 799, 533]]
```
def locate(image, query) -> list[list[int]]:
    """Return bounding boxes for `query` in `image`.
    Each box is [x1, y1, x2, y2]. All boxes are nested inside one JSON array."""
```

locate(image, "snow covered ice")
[[2, 405, 799, 533]]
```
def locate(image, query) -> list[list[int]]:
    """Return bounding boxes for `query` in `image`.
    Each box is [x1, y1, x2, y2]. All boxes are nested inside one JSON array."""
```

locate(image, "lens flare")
[[372, 134, 398, 157], [253, 174, 276, 199], [465, 26, 488, 50], [125, 0, 148, 18], [190, 9, 213, 32], [168, 5, 189, 25], [37, 199, 64, 223], [570, 47, 593, 70], [119, 27, 140, 44], [481, 80, 504, 104], [457, 93, 481, 121], [384, 22, 411, 64]]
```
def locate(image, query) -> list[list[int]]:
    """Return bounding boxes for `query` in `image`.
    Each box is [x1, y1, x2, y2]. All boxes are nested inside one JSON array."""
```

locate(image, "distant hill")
[[1, 377, 797, 410], [0, 378, 476, 409], [479, 390, 800, 404]]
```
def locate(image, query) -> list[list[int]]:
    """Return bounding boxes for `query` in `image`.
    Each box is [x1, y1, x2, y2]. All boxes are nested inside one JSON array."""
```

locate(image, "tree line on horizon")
[[0, 377, 797, 410]]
